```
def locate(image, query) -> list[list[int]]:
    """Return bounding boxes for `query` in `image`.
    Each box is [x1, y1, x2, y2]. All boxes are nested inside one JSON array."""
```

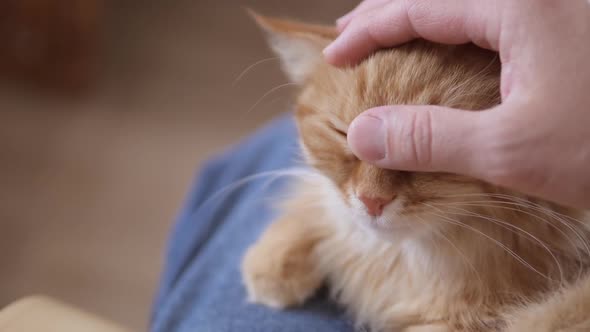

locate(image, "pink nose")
[[359, 195, 395, 217]]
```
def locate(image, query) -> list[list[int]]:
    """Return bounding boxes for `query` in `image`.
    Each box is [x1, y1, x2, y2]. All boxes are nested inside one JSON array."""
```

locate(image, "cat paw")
[[241, 241, 322, 309]]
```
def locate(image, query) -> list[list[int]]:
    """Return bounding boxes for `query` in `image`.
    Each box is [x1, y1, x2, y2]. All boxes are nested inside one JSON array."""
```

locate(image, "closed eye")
[[327, 120, 348, 139], [334, 127, 347, 138]]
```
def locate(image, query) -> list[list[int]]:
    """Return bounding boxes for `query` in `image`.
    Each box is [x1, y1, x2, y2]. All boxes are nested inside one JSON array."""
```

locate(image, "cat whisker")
[[421, 203, 554, 282], [489, 193, 589, 227], [432, 198, 590, 275], [187, 167, 321, 222], [246, 82, 298, 114], [232, 56, 281, 86], [438, 205, 565, 284], [435, 192, 590, 249], [435, 200, 583, 247], [435, 196, 590, 260], [414, 214, 484, 285]]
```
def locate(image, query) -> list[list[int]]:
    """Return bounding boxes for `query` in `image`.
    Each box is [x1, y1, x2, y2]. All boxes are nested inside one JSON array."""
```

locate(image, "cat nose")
[[358, 194, 396, 217]]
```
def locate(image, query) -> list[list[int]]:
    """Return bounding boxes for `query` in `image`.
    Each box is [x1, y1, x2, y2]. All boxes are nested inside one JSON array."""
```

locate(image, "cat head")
[[250, 12, 572, 241]]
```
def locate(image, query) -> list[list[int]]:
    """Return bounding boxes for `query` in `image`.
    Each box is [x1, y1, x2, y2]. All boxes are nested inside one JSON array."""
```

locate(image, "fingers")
[[325, 0, 502, 66], [336, 0, 393, 31], [347, 105, 499, 178]]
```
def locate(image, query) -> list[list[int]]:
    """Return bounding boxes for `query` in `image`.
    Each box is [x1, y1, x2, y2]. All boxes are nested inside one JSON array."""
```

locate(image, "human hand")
[[324, 0, 590, 208]]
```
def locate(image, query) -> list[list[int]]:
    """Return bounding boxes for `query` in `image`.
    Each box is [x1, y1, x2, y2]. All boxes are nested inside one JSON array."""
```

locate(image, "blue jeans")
[[152, 115, 355, 332]]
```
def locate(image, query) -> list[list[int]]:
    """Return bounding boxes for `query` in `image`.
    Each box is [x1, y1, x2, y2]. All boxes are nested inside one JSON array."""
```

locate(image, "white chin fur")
[[319, 177, 420, 241]]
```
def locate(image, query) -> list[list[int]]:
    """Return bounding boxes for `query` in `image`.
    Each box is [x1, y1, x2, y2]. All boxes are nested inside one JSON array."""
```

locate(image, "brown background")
[[0, 0, 356, 330]]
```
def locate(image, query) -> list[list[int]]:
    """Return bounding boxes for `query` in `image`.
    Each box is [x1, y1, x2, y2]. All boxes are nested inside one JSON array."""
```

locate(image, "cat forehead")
[[298, 51, 420, 123], [314, 52, 399, 94], [298, 43, 500, 124]]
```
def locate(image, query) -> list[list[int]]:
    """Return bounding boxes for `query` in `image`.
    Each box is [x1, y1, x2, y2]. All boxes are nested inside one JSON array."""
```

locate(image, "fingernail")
[[323, 33, 347, 65], [348, 113, 386, 161], [336, 14, 351, 30], [323, 43, 333, 56], [323, 40, 338, 62]]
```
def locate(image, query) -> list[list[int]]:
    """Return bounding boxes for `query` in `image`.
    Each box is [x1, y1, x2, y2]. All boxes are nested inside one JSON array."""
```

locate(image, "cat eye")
[[327, 121, 348, 139], [334, 128, 347, 138]]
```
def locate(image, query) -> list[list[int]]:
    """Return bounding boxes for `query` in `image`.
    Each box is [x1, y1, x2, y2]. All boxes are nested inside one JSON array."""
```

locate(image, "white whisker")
[[187, 167, 320, 222], [414, 214, 484, 285], [421, 202, 553, 281], [232, 57, 281, 86], [437, 197, 590, 259], [246, 82, 298, 114], [440, 205, 565, 284]]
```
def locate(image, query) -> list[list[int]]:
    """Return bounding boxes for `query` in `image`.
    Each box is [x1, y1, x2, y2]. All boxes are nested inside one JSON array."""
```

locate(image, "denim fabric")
[[152, 115, 355, 332]]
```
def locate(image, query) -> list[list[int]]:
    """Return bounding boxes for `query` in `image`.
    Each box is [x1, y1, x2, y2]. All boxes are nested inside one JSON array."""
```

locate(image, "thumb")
[[347, 106, 493, 176]]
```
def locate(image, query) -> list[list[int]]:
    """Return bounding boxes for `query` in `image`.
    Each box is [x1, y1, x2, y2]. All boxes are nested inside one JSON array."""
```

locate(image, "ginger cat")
[[242, 13, 590, 332]]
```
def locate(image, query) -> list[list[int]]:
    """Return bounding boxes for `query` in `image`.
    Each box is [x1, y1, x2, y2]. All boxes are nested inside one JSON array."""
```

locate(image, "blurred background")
[[0, 0, 356, 330]]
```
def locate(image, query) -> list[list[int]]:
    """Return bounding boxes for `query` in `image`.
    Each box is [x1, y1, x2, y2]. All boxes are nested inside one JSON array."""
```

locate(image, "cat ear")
[[248, 10, 337, 84]]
